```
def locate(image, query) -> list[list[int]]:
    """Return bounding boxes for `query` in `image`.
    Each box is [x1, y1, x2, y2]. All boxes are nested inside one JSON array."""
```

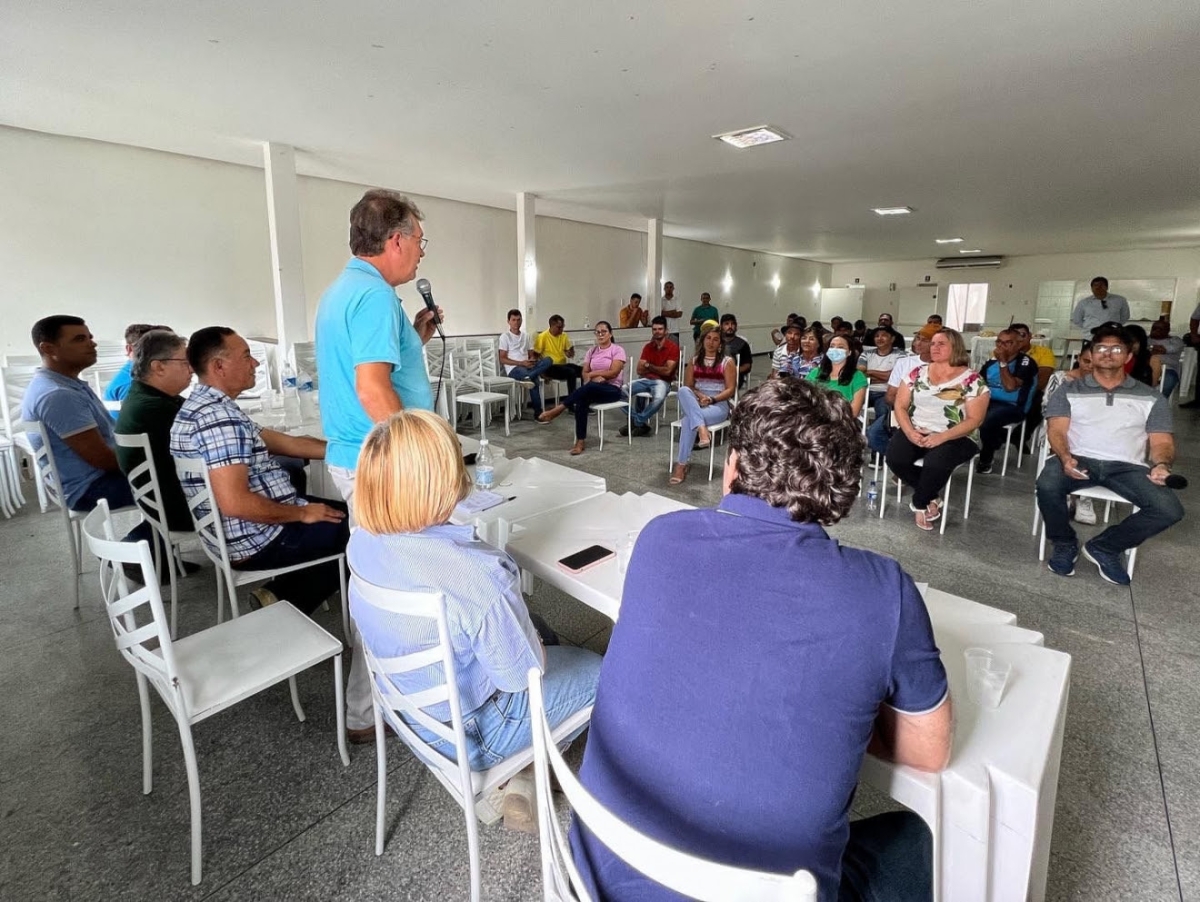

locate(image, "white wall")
[[0, 126, 274, 355], [831, 248, 1200, 337], [535, 217, 646, 329]]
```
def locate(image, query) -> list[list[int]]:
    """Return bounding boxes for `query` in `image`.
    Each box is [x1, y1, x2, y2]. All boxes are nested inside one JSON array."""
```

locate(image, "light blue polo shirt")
[[315, 258, 434, 469], [20, 368, 117, 507]]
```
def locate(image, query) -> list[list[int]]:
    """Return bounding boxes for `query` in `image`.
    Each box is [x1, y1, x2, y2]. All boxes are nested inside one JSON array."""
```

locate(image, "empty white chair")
[[527, 668, 817, 902], [115, 432, 198, 637], [454, 349, 511, 439], [1000, 419, 1027, 475], [81, 499, 349, 886], [173, 456, 349, 637], [352, 576, 593, 902]]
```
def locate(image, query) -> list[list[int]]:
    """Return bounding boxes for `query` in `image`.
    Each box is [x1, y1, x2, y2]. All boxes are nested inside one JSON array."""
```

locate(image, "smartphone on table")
[[557, 545, 615, 574]]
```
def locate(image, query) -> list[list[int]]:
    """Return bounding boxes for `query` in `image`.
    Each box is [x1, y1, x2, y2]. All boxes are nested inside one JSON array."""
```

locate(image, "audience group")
[[16, 174, 1192, 901]]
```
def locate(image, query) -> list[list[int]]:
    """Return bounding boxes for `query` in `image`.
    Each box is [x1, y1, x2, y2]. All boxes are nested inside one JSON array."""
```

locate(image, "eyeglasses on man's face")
[[1092, 344, 1126, 356]]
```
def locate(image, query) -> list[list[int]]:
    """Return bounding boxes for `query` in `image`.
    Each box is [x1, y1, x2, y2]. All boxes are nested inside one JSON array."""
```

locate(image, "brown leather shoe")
[[346, 722, 395, 745]]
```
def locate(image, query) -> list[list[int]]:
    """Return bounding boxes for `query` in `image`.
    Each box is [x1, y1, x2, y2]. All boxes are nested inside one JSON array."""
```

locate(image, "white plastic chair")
[[351, 577, 593, 902], [173, 456, 349, 637], [527, 668, 817, 902], [592, 357, 635, 450], [423, 343, 457, 424], [81, 499, 349, 886], [29, 421, 138, 608], [1000, 419, 1027, 475], [455, 349, 511, 439], [1030, 439, 1139, 576], [0, 362, 37, 511], [115, 432, 198, 637], [668, 372, 739, 482]]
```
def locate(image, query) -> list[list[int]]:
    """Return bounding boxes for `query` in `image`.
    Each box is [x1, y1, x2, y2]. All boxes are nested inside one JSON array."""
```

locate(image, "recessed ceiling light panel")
[[871, 206, 914, 216], [713, 125, 791, 149], [959, 248, 983, 254], [935, 237, 964, 244]]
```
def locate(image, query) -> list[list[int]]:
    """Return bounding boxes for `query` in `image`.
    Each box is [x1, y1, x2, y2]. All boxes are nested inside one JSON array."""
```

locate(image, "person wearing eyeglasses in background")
[[1071, 276, 1129, 334], [1037, 324, 1183, 586], [537, 321, 627, 455]]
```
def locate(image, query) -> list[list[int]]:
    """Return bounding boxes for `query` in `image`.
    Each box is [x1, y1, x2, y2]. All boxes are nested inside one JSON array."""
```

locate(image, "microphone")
[[415, 278, 443, 338], [1165, 474, 1188, 490]]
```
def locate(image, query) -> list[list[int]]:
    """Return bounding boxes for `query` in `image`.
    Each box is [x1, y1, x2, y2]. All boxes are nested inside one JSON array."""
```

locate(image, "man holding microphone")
[[315, 188, 442, 743]]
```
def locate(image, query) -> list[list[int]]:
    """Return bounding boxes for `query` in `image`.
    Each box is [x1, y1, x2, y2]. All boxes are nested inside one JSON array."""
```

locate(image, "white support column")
[[262, 142, 309, 355], [516, 192, 537, 321], [646, 217, 663, 313]]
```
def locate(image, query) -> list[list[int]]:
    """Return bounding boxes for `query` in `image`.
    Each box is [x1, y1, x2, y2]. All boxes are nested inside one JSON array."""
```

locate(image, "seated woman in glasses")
[[348, 410, 601, 831], [538, 321, 627, 455]]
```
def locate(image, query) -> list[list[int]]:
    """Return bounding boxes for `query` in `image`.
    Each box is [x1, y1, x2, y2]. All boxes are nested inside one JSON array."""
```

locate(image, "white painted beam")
[[262, 142, 308, 354]]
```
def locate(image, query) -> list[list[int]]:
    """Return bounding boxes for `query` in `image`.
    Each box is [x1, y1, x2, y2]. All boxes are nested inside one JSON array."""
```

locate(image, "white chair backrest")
[[115, 432, 172, 537], [1, 363, 40, 439], [173, 456, 233, 568], [349, 575, 476, 792], [424, 342, 456, 382], [28, 421, 68, 510], [82, 500, 180, 702], [454, 349, 487, 394], [3, 353, 42, 367], [527, 669, 817, 902]]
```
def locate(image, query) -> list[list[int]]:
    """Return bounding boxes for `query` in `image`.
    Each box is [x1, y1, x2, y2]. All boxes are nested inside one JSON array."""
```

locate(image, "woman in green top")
[[806, 335, 868, 418]]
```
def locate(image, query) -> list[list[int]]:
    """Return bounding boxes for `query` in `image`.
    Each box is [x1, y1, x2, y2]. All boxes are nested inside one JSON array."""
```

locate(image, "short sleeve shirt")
[[724, 335, 753, 385], [639, 339, 681, 381], [860, 348, 904, 381], [169, 383, 303, 562], [887, 354, 924, 388], [585, 344, 627, 388], [807, 367, 869, 405], [690, 304, 719, 337], [1044, 374, 1172, 465], [1027, 344, 1057, 370], [314, 258, 434, 470], [20, 368, 116, 508], [979, 353, 1039, 409], [498, 329, 533, 375], [533, 330, 573, 365], [905, 364, 990, 443], [570, 494, 947, 900], [103, 360, 134, 403]]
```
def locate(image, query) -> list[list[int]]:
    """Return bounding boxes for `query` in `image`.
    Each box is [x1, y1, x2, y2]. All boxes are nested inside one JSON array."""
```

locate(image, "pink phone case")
[[557, 548, 615, 574]]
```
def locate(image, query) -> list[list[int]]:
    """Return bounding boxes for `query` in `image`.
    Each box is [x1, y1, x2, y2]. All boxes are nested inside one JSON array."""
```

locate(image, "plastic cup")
[[964, 647, 1012, 709]]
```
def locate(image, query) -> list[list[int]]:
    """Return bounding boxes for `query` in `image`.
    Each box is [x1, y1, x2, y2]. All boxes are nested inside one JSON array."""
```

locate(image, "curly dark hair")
[[728, 378, 865, 525]]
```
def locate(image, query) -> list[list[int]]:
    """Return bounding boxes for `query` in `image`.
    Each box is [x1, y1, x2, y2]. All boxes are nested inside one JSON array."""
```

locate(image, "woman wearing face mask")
[[806, 335, 868, 418]]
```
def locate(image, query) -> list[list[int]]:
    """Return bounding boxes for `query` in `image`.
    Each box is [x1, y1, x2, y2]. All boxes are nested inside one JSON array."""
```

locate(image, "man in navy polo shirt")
[[572, 378, 951, 902], [975, 329, 1039, 475]]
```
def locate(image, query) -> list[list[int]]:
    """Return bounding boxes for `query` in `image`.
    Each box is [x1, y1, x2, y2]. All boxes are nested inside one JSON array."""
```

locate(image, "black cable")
[[433, 334, 447, 414]]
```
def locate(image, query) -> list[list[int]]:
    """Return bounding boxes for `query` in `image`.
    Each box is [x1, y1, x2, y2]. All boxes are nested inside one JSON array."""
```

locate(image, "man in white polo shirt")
[[498, 308, 552, 418], [1037, 323, 1183, 586]]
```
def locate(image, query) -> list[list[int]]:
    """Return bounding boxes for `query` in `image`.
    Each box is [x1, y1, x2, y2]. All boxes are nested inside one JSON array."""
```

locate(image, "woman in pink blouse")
[[538, 321, 627, 455]]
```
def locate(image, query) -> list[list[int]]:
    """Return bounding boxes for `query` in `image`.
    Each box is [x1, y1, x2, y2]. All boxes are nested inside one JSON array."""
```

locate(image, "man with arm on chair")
[[533, 314, 584, 397], [975, 329, 1039, 475], [573, 378, 950, 902], [618, 316, 679, 438], [498, 308, 551, 418], [1037, 324, 1184, 585], [170, 327, 349, 614]]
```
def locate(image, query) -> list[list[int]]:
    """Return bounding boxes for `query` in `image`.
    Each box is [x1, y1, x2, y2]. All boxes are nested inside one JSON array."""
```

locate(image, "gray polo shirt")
[[1044, 374, 1171, 465], [1071, 293, 1130, 332]]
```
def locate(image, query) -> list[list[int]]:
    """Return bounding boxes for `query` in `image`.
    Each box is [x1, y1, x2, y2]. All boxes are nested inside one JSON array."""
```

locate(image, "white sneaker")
[[1074, 496, 1097, 525]]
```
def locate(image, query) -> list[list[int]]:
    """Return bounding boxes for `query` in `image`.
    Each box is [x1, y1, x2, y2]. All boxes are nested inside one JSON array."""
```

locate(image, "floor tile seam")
[[1131, 583, 1187, 902]]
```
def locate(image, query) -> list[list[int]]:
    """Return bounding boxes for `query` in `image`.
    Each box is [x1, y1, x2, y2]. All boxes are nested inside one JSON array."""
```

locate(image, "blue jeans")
[[977, 401, 1026, 467], [507, 357, 553, 413], [1161, 367, 1179, 400], [423, 645, 602, 771], [626, 378, 670, 426], [73, 470, 157, 548], [839, 811, 933, 902], [677, 387, 729, 464], [1036, 455, 1184, 554], [866, 398, 893, 456]]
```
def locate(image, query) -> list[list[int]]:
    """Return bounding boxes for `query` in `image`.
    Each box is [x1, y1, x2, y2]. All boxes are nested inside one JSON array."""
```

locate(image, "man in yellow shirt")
[[533, 314, 584, 395], [618, 293, 650, 329]]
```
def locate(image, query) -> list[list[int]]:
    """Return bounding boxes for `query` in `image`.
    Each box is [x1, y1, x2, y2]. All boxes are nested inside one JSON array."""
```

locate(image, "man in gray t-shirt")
[[1036, 324, 1183, 586]]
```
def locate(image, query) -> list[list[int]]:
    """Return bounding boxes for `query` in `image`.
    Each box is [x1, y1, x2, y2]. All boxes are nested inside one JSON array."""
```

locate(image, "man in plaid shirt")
[[170, 327, 349, 614]]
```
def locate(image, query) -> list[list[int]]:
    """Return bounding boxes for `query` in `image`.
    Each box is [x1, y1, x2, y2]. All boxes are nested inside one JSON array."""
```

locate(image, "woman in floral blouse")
[[886, 328, 990, 530]]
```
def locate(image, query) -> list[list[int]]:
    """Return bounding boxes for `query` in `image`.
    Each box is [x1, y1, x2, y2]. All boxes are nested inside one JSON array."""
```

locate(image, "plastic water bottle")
[[474, 440, 495, 491], [297, 369, 317, 419], [866, 480, 878, 512], [280, 360, 301, 426]]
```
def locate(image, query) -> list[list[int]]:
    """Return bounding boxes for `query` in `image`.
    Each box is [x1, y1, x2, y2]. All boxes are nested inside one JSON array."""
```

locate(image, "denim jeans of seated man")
[[626, 378, 670, 427], [408, 645, 601, 771], [506, 356, 553, 414], [1036, 455, 1184, 555], [839, 810, 933, 902]]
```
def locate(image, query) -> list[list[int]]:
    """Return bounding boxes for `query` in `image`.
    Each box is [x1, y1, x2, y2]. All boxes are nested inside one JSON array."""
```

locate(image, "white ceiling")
[[4, 0, 1200, 263]]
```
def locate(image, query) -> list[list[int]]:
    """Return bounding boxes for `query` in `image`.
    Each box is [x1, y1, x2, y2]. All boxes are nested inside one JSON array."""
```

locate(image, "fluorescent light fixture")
[[770, 274, 782, 292], [935, 237, 963, 244], [722, 270, 734, 293], [958, 248, 983, 254], [871, 206, 913, 216], [811, 280, 822, 298], [713, 125, 791, 149]]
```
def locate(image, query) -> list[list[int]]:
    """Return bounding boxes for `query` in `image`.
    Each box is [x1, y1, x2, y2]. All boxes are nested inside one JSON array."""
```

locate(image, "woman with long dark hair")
[[1122, 324, 1161, 387], [806, 335, 868, 417]]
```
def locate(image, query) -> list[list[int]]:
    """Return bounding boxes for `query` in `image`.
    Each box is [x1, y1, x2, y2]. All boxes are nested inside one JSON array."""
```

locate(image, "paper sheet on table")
[[454, 490, 509, 517]]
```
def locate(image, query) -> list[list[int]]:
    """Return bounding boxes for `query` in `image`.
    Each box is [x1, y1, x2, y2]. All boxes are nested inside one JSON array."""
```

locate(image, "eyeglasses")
[[1092, 344, 1126, 356], [158, 357, 191, 365], [399, 233, 428, 252], [594, 329, 610, 336]]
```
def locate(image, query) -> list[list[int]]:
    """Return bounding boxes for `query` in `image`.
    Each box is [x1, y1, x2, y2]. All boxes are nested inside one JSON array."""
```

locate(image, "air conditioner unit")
[[935, 256, 1004, 270]]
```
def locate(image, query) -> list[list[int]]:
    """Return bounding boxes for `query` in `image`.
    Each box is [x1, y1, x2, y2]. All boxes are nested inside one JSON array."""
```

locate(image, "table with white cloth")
[[451, 456, 607, 546], [507, 501, 1071, 902]]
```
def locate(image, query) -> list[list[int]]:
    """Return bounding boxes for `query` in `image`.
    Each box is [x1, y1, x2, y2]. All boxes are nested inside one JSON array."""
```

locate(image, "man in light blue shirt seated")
[[104, 322, 172, 408], [1071, 276, 1129, 333]]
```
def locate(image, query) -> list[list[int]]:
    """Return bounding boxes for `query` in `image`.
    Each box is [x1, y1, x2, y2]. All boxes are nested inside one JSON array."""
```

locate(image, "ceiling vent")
[[935, 255, 1004, 270]]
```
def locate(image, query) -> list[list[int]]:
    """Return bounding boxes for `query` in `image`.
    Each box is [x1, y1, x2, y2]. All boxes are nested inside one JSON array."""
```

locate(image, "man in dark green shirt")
[[690, 291, 719, 341], [114, 330, 195, 533]]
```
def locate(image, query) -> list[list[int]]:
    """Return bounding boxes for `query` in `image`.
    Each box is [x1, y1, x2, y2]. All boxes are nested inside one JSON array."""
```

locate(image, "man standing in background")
[[1071, 276, 1129, 333], [690, 291, 719, 342], [314, 188, 441, 744], [660, 280, 682, 345]]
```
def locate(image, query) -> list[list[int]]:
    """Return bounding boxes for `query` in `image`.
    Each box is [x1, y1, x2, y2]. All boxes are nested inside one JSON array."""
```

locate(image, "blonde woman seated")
[[885, 329, 990, 530], [670, 323, 736, 485], [806, 335, 868, 418], [347, 410, 602, 830]]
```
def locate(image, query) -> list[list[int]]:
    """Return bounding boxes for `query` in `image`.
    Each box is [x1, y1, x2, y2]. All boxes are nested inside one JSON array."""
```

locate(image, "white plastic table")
[[451, 456, 606, 546], [502, 491, 690, 621]]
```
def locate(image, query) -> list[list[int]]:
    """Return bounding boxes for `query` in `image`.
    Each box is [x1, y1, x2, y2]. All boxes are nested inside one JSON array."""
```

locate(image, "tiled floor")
[[2, 366, 1196, 900]]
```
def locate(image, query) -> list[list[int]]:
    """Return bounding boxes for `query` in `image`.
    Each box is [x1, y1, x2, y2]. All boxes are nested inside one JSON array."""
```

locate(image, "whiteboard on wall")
[[819, 288, 864, 324]]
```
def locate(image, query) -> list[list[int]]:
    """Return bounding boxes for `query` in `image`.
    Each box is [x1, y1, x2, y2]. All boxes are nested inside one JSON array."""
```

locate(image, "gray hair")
[[349, 189, 424, 256], [132, 330, 186, 380]]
